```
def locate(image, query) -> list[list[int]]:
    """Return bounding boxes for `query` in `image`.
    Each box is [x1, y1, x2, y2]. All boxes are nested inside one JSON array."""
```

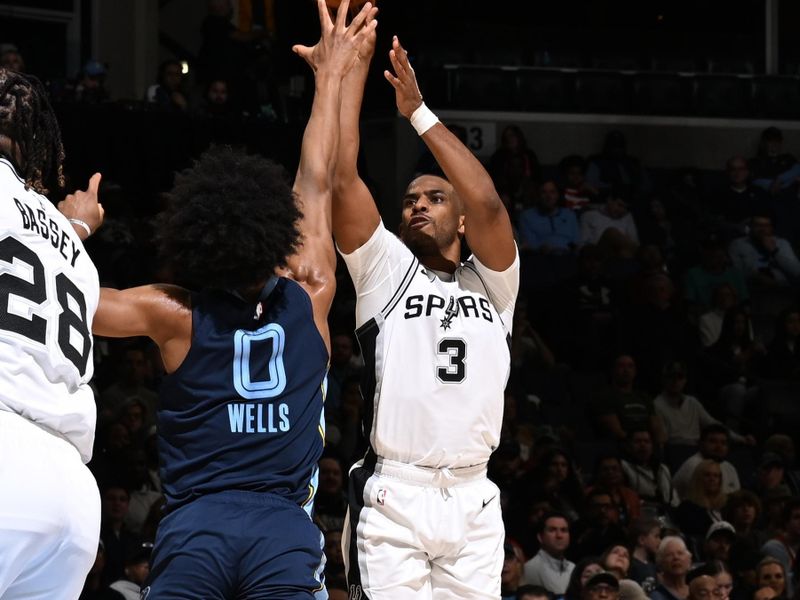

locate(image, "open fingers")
[[335, 0, 351, 29], [352, 12, 378, 45], [383, 69, 400, 89], [388, 49, 406, 80], [347, 2, 374, 35], [393, 36, 413, 72]]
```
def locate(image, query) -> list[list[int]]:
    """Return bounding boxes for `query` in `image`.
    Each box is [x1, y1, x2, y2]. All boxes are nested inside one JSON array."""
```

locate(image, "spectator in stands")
[[729, 214, 800, 288], [588, 455, 642, 526], [566, 559, 605, 600], [621, 428, 679, 510], [107, 541, 151, 600], [687, 572, 720, 600], [698, 284, 740, 347], [99, 483, 137, 586], [619, 579, 649, 600], [526, 447, 585, 523], [635, 196, 675, 257], [570, 489, 628, 560], [762, 308, 800, 380], [703, 521, 737, 563], [145, 59, 188, 112], [651, 536, 692, 600], [653, 361, 754, 447], [101, 344, 158, 425], [580, 188, 639, 257], [763, 435, 800, 496], [489, 125, 542, 191], [601, 544, 631, 580], [0, 43, 24, 72], [750, 128, 800, 199], [673, 425, 742, 498], [313, 453, 347, 534], [324, 529, 346, 591], [586, 130, 648, 197], [523, 512, 576, 594], [761, 498, 800, 597], [750, 453, 788, 500], [122, 448, 161, 536], [704, 561, 734, 600], [73, 60, 110, 104], [629, 517, 662, 594], [195, 78, 236, 117], [592, 354, 663, 443], [723, 490, 765, 549], [685, 242, 749, 315], [517, 584, 553, 600], [582, 572, 621, 600], [518, 179, 580, 253], [561, 155, 600, 212], [713, 156, 769, 229], [755, 558, 788, 600], [674, 459, 729, 538], [502, 541, 527, 600]]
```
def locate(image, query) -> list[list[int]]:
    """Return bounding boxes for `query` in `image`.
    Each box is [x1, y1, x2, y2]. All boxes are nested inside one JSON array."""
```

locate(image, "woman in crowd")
[[565, 557, 604, 600], [651, 536, 692, 600], [724, 490, 765, 549], [756, 558, 787, 600], [587, 454, 642, 526], [674, 459, 728, 538], [601, 544, 631, 580], [528, 447, 586, 523]]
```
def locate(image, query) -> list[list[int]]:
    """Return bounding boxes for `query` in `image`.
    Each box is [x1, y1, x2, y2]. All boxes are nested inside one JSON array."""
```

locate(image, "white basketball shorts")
[[342, 456, 504, 600], [0, 410, 101, 599]]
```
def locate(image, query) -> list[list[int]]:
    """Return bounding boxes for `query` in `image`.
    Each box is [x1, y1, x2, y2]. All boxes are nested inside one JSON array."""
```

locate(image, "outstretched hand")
[[57, 172, 104, 240], [384, 36, 423, 119], [292, 0, 378, 77]]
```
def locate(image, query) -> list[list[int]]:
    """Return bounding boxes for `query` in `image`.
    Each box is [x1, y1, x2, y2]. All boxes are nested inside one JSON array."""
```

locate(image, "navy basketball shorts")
[[144, 490, 327, 599]]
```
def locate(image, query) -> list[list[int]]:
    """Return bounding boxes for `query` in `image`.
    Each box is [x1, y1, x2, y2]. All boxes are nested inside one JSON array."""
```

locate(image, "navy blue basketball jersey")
[[158, 277, 328, 512]]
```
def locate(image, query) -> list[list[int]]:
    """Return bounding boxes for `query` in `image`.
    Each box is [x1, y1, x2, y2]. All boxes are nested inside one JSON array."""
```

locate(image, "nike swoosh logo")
[[482, 495, 497, 508]]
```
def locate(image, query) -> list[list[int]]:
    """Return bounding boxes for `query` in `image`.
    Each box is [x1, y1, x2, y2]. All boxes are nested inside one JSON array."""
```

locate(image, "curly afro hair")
[[157, 146, 302, 290]]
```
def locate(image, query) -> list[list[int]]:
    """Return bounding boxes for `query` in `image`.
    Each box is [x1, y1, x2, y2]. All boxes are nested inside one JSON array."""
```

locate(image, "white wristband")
[[410, 102, 439, 136], [68, 218, 91, 237]]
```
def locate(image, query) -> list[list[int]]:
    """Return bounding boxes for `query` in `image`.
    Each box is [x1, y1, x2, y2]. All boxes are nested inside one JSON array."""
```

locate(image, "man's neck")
[[541, 547, 565, 561]]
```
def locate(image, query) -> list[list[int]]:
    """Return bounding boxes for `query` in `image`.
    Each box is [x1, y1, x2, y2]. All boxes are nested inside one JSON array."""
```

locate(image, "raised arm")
[[331, 12, 381, 254], [287, 0, 378, 340], [384, 37, 516, 271], [93, 285, 192, 373]]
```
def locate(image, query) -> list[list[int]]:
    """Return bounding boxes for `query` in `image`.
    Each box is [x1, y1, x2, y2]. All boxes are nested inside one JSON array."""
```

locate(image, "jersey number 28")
[[0, 236, 91, 375]]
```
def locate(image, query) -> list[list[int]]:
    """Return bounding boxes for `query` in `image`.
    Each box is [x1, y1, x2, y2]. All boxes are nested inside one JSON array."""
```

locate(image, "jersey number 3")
[[436, 338, 466, 383], [0, 236, 91, 376]]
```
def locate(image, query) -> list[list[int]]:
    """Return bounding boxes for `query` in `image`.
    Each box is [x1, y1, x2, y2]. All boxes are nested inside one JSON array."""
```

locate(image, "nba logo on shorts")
[[376, 488, 387, 506]]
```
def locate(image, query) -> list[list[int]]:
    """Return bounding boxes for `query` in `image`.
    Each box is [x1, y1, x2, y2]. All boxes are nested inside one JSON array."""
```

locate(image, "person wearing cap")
[[750, 453, 788, 499], [654, 361, 755, 447], [523, 512, 576, 594], [651, 536, 692, 600], [704, 521, 737, 563], [75, 59, 109, 104], [761, 498, 800, 597], [581, 571, 620, 600], [107, 541, 152, 600]]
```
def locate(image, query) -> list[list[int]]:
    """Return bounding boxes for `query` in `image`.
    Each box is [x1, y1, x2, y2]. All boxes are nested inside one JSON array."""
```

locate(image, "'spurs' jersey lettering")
[[0, 158, 98, 462], [341, 224, 519, 468]]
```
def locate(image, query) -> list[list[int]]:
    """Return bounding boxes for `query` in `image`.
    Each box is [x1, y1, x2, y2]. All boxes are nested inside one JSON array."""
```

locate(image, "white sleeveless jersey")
[[341, 224, 519, 468], [0, 159, 98, 462]]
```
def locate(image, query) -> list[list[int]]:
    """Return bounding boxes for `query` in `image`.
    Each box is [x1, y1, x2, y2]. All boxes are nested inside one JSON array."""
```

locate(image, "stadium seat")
[[516, 70, 576, 112], [694, 75, 751, 117], [575, 72, 634, 114], [450, 66, 518, 111], [633, 73, 693, 116], [752, 76, 800, 119]]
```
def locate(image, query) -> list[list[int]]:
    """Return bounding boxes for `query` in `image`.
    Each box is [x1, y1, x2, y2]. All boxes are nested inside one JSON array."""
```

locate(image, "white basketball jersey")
[[341, 224, 519, 468], [0, 158, 98, 462]]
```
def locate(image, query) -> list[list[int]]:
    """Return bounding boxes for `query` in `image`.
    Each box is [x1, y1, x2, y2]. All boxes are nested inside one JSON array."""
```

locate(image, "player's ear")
[[457, 214, 465, 236]]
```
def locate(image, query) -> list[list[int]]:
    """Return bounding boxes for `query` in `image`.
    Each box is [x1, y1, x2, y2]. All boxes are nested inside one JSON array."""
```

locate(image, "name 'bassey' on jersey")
[[0, 158, 98, 463]]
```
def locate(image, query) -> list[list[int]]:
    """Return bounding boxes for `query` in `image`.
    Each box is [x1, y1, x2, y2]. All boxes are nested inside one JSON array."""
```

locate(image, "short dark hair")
[[700, 424, 729, 441], [0, 68, 64, 195], [517, 584, 553, 600], [157, 146, 302, 290], [538, 510, 570, 534]]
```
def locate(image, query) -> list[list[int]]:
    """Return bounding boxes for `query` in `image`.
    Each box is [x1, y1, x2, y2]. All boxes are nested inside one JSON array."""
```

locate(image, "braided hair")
[[0, 68, 64, 195]]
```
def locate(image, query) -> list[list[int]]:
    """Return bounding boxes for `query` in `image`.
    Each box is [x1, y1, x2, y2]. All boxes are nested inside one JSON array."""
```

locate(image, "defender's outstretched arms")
[[385, 37, 516, 272], [331, 4, 382, 254], [287, 0, 378, 348]]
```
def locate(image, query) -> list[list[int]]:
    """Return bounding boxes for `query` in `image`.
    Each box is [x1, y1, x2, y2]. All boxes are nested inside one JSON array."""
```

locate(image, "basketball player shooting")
[[334, 33, 519, 600], [91, 1, 377, 597], [0, 69, 105, 599]]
